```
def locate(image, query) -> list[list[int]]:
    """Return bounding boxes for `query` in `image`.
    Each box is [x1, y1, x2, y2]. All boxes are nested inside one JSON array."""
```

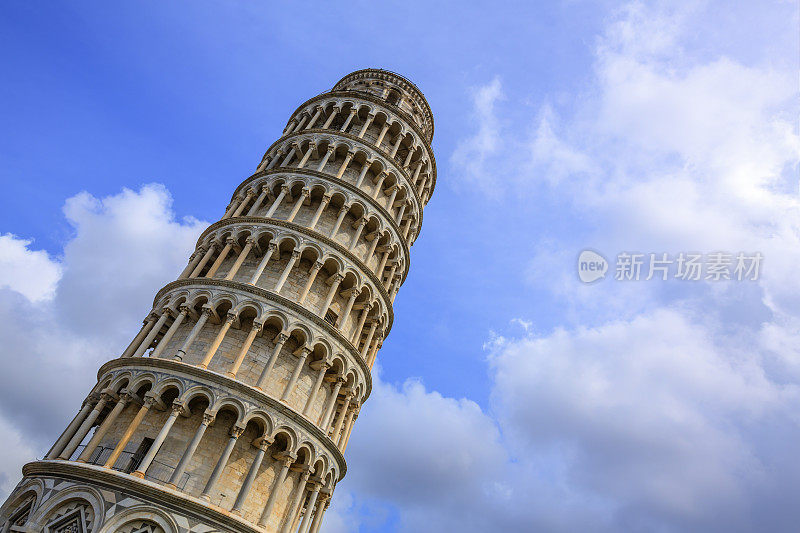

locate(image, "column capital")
[[83, 393, 101, 407], [321, 193, 332, 203], [281, 184, 291, 194], [100, 391, 119, 403], [290, 249, 302, 259], [244, 189, 256, 198], [300, 187, 311, 198], [171, 401, 189, 417], [225, 236, 237, 246], [202, 411, 216, 426], [224, 311, 238, 324], [245, 236, 257, 246], [230, 425, 246, 439], [274, 451, 297, 465], [274, 332, 290, 344], [311, 260, 324, 272]]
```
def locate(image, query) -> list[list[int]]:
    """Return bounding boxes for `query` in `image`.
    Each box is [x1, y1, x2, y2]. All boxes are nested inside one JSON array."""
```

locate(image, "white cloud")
[[0, 234, 61, 302], [450, 76, 505, 193], [0, 185, 206, 450]]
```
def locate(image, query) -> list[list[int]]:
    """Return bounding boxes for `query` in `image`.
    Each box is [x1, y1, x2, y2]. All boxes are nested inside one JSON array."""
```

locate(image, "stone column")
[[316, 146, 335, 171], [256, 333, 289, 390], [282, 347, 312, 401], [120, 314, 157, 358], [205, 238, 235, 278], [390, 133, 403, 158], [281, 469, 311, 533], [246, 185, 270, 216], [231, 190, 256, 218], [174, 307, 212, 361], [189, 244, 217, 278], [104, 395, 156, 468], [232, 438, 271, 513], [336, 403, 358, 447], [297, 481, 321, 533], [403, 147, 415, 168], [375, 123, 390, 148], [359, 321, 378, 358], [149, 307, 187, 358], [286, 188, 310, 223], [227, 320, 263, 378], [354, 159, 372, 188], [395, 202, 407, 224], [249, 242, 278, 285], [385, 185, 399, 211], [303, 362, 330, 416], [46, 397, 96, 459], [348, 219, 367, 251], [336, 288, 360, 328], [372, 172, 388, 199], [274, 250, 301, 293], [281, 146, 297, 166], [328, 205, 350, 238], [329, 392, 353, 439], [178, 251, 203, 279], [384, 263, 399, 290], [298, 261, 323, 304], [341, 410, 359, 451], [168, 412, 214, 487], [351, 302, 372, 343], [309, 194, 331, 230], [306, 106, 323, 129], [309, 496, 330, 533], [131, 310, 169, 358], [221, 200, 239, 220], [132, 403, 183, 478], [224, 237, 255, 280], [199, 312, 236, 368], [321, 106, 340, 129], [266, 151, 281, 169], [358, 112, 375, 138], [364, 233, 382, 263], [258, 455, 294, 526], [340, 108, 357, 132], [296, 141, 316, 170], [319, 378, 344, 428], [78, 393, 131, 463], [294, 114, 309, 132], [335, 151, 354, 179], [201, 425, 245, 500], [367, 335, 384, 367], [59, 394, 111, 460], [319, 274, 343, 316], [375, 250, 391, 278], [265, 185, 289, 218]]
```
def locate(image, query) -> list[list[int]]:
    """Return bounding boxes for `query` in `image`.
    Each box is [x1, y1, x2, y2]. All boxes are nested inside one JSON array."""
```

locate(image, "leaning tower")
[[0, 69, 435, 533]]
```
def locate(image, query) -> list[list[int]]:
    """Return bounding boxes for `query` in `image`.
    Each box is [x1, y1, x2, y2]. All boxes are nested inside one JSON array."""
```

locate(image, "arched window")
[[43, 500, 94, 533], [6, 496, 34, 532]]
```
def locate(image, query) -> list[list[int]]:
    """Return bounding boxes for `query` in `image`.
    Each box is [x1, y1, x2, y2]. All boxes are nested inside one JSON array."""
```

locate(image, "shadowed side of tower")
[[0, 69, 436, 533]]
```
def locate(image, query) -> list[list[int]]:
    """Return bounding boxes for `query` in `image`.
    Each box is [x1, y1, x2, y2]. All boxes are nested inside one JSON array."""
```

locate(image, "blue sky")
[[1, 1, 799, 532]]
